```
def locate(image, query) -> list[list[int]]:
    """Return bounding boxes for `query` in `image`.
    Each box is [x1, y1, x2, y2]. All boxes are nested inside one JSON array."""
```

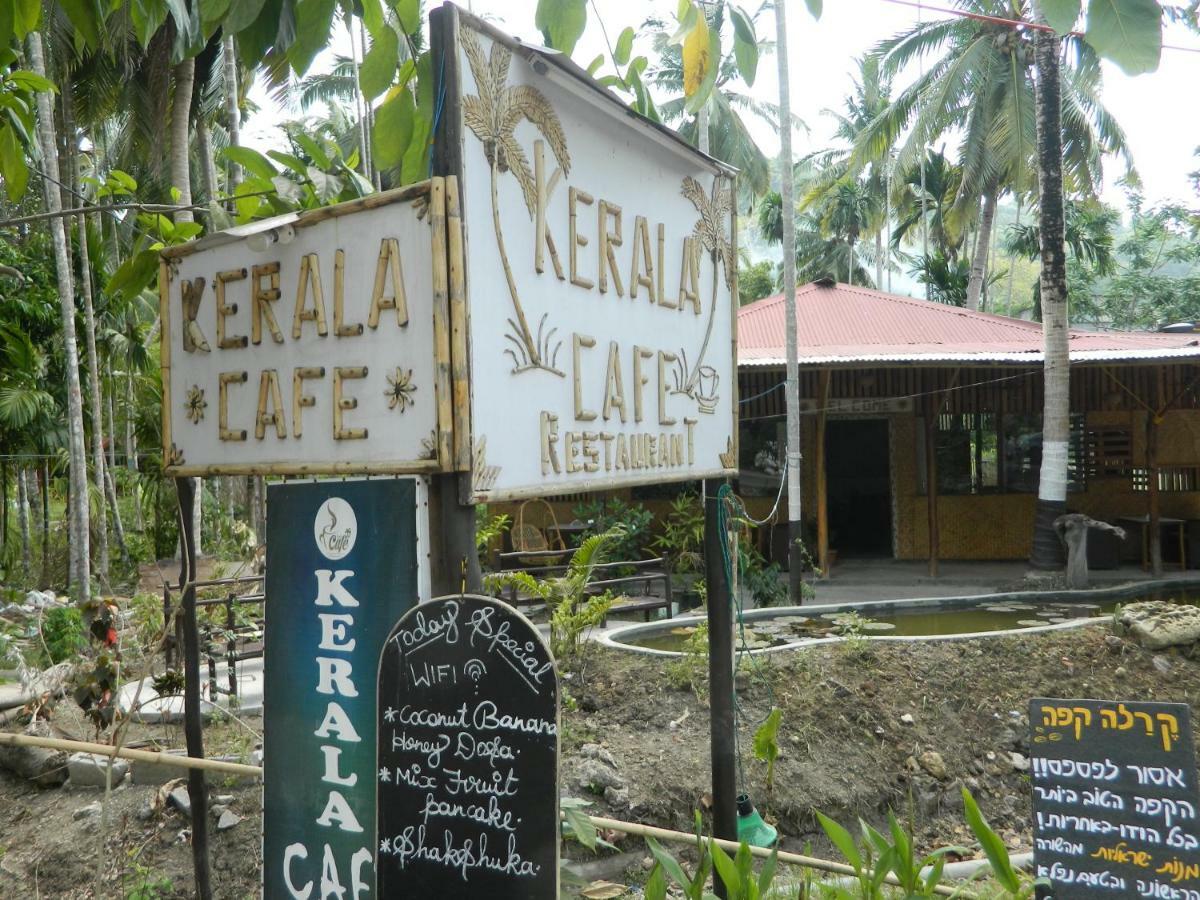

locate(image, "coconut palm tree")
[[852, 0, 1131, 311], [461, 28, 570, 375]]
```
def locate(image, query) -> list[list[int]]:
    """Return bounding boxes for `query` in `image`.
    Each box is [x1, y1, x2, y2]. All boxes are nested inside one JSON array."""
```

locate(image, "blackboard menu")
[[376, 594, 559, 897], [1030, 698, 1200, 899]]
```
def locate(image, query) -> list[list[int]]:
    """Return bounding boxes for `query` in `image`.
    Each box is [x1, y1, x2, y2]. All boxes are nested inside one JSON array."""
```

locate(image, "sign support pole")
[[430, 473, 480, 596], [705, 479, 736, 897], [173, 476, 212, 900]]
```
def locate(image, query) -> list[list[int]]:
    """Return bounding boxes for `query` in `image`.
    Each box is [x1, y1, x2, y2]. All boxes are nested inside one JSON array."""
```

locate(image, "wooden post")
[[704, 479, 736, 895], [174, 477, 212, 900], [1148, 369, 1164, 576], [815, 369, 831, 579], [924, 392, 940, 578]]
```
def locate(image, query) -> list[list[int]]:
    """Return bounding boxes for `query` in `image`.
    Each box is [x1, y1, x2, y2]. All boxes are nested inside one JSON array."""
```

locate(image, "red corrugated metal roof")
[[738, 282, 1200, 365]]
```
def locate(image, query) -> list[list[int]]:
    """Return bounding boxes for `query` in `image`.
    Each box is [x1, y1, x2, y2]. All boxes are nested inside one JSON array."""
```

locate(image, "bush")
[[37, 606, 87, 666], [572, 498, 653, 563]]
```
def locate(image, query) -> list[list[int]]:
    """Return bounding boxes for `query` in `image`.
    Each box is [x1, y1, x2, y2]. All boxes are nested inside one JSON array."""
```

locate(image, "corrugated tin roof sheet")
[[738, 282, 1200, 366]]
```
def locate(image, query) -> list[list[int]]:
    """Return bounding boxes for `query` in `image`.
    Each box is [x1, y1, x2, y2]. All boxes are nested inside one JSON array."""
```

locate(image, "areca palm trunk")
[[29, 31, 90, 603], [966, 180, 1000, 311], [171, 56, 203, 559], [1030, 13, 1069, 569], [17, 468, 30, 578], [223, 35, 241, 192]]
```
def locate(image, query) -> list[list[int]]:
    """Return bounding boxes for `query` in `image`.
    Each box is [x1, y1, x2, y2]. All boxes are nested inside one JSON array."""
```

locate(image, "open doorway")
[[826, 419, 892, 557]]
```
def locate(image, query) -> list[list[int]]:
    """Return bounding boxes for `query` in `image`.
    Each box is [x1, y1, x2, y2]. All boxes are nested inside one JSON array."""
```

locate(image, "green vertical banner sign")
[[264, 478, 422, 898]]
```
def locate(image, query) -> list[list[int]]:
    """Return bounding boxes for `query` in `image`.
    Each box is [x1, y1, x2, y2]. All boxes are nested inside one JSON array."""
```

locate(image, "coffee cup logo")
[[314, 497, 357, 561]]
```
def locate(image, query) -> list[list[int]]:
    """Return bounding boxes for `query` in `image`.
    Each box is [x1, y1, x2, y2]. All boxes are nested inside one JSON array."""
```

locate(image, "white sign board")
[[448, 12, 739, 501], [160, 184, 448, 475]]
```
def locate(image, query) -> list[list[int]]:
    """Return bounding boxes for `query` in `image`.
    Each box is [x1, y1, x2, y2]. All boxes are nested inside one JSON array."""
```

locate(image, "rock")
[[168, 786, 192, 819], [900, 713, 915, 726], [0, 720, 68, 786], [1153, 655, 1173, 675], [73, 801, 102, 821], [1105, 635, 1125, 653], [216, 810, 241, 831], [919, 751, 948, 780], [131, 749, 188, 785], [1120, 602, 1200, 650], [1009, 752, 1030, 772], [578, 759, 624, 793], [904, 755, 920, 773], [67, 752, 129, 788], [642, 856, 654, 871], [214, 794, 234, 804], [210, 805, 228, 818], [136, 801, 155, 822], [580, 744, 618, 768], [24, 590, 62, 609], [1115, 666, 1127, 677], [603, 786, 630, 807]]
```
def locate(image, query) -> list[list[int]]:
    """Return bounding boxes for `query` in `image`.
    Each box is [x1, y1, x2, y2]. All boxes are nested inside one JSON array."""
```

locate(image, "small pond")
[[604, 583, 1200, 656]]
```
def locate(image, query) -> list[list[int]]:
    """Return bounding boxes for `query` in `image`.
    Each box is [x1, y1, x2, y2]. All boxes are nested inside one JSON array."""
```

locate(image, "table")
[[1116, 515, 1187, 570]]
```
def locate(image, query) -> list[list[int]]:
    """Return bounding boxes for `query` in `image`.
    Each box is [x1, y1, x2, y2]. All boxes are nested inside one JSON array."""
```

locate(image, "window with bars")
[[1132, 467, 1200, 493], [1084, 426, 1134, 478]]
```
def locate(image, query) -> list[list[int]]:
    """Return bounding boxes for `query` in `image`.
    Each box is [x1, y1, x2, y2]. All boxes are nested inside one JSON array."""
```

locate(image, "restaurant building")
[[737, 281, 1200, 573]]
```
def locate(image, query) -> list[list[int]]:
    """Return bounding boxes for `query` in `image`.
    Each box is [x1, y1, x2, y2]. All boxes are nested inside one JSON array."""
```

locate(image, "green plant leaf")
[[709, 839, 740, 900], [646, 836, 691, 890], [359, 0, 384, 36], [757, 847, 779, 896], [294, 132, 332, 169], [373, 86, 415, 170], [752, 708, 781, 764], [221, 146, 278, 181], [816, 811, 862, 870], [804, 0, 822, 18], [563, 804, 597, 850], [535, 0, 587, 56], [400, 110, 432, 185], [7, 71, 54, 94], [199, 0, 231, 32], [108, 248, 162, 300], [224, 0, 268, 32], [131, 0, 168, 49], [13, 0, 40, 39], [614, 26, 635, 66], [58, 0, 105, 48], [267, 150, 310, 178], [360, 25, 399, 99], [290, 0, 338, 74], [394, 0, 420, 34], [961, 788, 1020, 894], [669, 2, 699, 45], [586, 53, 604, 75], [1084, 0, 1162, 75], [643, 864, 668, 900], [1041, 0, 1081, 32], [0, 125, 28, 202], [732, 33, 758, 87]]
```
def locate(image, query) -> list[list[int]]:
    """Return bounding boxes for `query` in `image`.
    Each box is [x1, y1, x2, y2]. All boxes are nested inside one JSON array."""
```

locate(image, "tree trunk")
[[195, 117, 218, 213], [39, 461, 50, 589], [105, 363, 117, 472], [222, 35, 241, 193], [171, 56, 203, 559], [17, 468, 30, 579], [775, 0, 804, 602], [125, 367, 138, 472], [875, 229, 883, 291], [1030, 13, 1069, 570], [349, 21, 371, 180], [966, 182, 1000, 311], [28, 32, 90, 603], [74, 134, 112, 588]]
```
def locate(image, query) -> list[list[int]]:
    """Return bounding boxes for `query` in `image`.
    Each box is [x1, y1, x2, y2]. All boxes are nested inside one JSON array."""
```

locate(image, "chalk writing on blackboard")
[[1029, 698, 1200, 900], [376, 595, 559, 898]]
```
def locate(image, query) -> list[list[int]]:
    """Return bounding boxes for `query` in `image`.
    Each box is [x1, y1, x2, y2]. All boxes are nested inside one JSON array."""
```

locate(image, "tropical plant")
[[752, 707, 782, 794], [485, 528, 620, 660], [573, 498, 654, 565], [460, 26, 570, 375], [652, 491, 705, 575], [642, 811, 781, 900]]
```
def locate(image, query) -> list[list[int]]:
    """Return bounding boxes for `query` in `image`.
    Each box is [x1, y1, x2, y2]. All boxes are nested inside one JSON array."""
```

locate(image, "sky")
[[244, 0, 1200, 212]]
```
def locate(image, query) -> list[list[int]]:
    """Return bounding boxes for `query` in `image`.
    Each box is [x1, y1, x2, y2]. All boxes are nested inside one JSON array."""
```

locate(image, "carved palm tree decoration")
[[462, 29, 570, 375], [680, 175, 734, 399]]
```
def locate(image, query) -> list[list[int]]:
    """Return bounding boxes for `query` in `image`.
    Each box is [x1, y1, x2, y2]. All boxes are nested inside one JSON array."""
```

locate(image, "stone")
[[136, 801, 155, 822], [1153, 655, 1173, 675], [1115, 666, 1127, 677], [168, 786, 192, 819], [1120, 602, 1200, 650], [904, 755, 920, 773], [1105, 635, 1126, 653], [210, 805, 228, 818], [580, 744, 618, 768], [1009, 752, 1030, 772], [73, 801, 102, 821], [603, 786, 630, 807], [131, 750, 188, 785], [214, 794, 234, 804], [919, 751, 948, 780], [900, 713, 915, 725], [578, 759, 624, 794], [67, 752, 129, 788], [0, 720, 68, 786], [216, 810, 241, 831]]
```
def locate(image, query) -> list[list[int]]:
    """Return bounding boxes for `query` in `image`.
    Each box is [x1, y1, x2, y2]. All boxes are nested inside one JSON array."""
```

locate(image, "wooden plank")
[[430, 176, 454, 467]]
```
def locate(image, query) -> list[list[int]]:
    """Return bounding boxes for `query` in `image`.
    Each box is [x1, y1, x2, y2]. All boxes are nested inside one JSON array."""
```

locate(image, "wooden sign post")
[[1030, 697, 1200, 899], [376, 595, 559, 896]]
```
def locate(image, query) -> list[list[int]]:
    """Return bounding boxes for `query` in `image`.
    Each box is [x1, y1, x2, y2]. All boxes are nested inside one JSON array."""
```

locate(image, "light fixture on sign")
[[247, 223, 296, 253]]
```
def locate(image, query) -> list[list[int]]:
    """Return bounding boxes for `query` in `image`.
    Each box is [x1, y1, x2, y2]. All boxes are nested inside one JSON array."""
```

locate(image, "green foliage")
[[738, 543, 785, 608], [641, 813, 778, 900], [752, 707, 782, 792], [485, 528, 620, 661], [475, 510, 511, 552], [122, 861, 174, 900], [573, 498, 654, 564], [738, 259, 775, 306], [36, 606, 86, 666], [536, 0, 587, 57], [652, 491, 705, 575], [666, 620, 709, 696], [1084, 0, 1164, 75]]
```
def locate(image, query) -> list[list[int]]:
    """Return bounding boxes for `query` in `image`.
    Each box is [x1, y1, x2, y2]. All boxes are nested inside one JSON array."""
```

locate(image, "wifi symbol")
[[464, 659, 486, 682]]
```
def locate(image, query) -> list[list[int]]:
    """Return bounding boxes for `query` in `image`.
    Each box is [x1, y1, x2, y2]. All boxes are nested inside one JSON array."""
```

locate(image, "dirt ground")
[[1, 621, 1197, 897]]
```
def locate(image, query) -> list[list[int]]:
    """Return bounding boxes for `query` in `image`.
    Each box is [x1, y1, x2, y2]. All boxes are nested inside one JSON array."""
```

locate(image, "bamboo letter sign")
[[160, 181, 450, 475], [436, 8, 739, 501]]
